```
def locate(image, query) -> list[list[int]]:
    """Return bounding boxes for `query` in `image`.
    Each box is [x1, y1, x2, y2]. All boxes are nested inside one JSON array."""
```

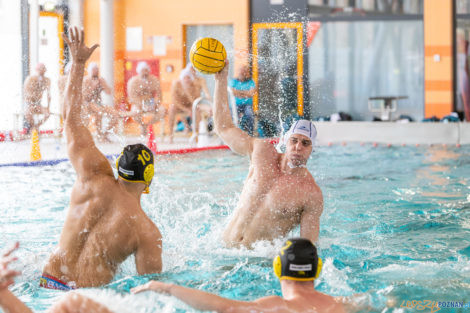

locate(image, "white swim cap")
[[283, 120, 317, 144], [87, 62, 98, 74], [136, 61, 150, 75], [179, 63, 196, 81]]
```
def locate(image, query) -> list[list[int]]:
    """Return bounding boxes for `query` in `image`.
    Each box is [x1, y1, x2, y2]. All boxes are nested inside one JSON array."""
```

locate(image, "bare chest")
[[135, 79, 154, 96], [243, 173, 308, 217], [26, 78, 47, 96]]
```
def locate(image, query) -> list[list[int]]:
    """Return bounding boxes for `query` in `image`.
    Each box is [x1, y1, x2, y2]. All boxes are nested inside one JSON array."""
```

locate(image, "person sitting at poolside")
[[168, 63, 212, 143], [0, 242, 114, 313], [132, 238, 345, 313], [39, 27, 162, 290], [213, 60, 323, 248], [127, 61, 165, 137]]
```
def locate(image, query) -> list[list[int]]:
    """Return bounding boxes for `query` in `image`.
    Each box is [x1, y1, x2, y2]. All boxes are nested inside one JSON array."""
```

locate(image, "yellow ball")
[[189, 37, 227, 74]]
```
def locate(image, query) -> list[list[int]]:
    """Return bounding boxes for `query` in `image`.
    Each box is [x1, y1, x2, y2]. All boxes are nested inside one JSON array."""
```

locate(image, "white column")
[[69, 0, 84, 28], [100, 0, 114, 104], [29, 0, 39, 71]]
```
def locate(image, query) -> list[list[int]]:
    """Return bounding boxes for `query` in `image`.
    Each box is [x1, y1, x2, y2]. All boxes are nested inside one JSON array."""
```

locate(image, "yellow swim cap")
[[116, 144, 155, 193], [273, 238, 322, 282]]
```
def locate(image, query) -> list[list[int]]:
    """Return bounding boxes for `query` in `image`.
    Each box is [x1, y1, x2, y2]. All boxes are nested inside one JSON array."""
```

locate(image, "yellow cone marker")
[[30, 129, 42, 161]]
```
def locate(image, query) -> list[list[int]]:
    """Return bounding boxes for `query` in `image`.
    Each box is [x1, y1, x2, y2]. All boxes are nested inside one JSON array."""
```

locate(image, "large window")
[[308, 20, 424, 121], [308, 0, 423, 16]]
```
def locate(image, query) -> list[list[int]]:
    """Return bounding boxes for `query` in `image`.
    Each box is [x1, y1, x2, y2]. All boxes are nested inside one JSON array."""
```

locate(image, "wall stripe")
[[425, 80, 452, 91], [424, 45, 452, 57]]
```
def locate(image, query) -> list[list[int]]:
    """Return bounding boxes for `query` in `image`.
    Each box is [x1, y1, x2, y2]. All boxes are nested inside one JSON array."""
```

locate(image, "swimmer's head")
[[283, 120, 316, 168], [273, 238, 322, 282], [36, 63, 46, 75], [180, 63, 196, 82], [136, 61, 150, 76], [87, 62, 99, 77], [116, 144, 154, 194]]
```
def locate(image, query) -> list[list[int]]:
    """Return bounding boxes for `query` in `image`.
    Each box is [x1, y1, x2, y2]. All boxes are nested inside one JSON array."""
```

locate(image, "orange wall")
[[84, 0, 250, 107], [424, 0, 454, 118]]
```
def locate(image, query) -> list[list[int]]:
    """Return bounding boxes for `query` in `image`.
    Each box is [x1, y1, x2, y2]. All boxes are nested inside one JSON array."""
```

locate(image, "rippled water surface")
[[1, 144, 469, 312]]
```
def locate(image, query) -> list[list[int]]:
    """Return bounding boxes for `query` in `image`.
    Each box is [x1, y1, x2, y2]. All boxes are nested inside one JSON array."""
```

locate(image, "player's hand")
[[215, 59, 229, 81], [0, 242, 20, 290], [131, 281, 172, 295], [63, 27, 99, 64]]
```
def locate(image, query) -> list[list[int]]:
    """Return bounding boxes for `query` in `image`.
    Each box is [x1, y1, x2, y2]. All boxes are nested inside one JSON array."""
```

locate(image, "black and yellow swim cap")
[[116, 144, 154, 194], [273, 238, 322, 282]]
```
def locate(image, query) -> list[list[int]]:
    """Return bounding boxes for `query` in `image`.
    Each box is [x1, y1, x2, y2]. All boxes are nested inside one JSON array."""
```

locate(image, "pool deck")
[[314, 122, 470, 145], [0, 122, 468, 166], [0, 133, 226, 166]]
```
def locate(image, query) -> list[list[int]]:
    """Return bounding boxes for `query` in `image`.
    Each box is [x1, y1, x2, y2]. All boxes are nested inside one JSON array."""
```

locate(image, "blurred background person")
[[168, 63, 212, 143], [127, 61, 165, 137], [229, 63, 256, 136], [58, 62, 71, 125], [82, 62, 120, 142], [23, 63, 51, 135]]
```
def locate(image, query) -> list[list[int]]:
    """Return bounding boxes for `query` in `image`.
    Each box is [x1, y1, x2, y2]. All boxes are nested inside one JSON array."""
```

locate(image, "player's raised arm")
[[213, 61, 255, 156], [132, 281, 265, 313], [62, 27, 113, 180]]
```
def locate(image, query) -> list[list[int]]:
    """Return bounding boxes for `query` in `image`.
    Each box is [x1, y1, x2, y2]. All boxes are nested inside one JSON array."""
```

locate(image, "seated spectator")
[[83, 62, 120, 141], [23, 63, 51, 134], [127, 61, 165, 137], [168, 63, 212, 143]]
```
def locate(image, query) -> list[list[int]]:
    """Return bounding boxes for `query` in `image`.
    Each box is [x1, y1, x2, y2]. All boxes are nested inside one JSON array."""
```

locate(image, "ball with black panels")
[[189, 37, 227, 74]]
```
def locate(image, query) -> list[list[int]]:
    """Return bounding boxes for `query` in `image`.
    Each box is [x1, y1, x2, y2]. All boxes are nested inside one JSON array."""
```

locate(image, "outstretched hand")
[[215, 59, 229, 81], [131, 281, 172, 295], [0, 242, 20, 290], [63, 27, 99, 64]]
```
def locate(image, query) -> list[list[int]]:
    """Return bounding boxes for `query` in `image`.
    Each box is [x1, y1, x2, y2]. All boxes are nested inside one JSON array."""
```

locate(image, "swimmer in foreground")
[[0, 242, 114, 313], [133, 238, 346, 313], [213, 61, 323, 248], [40, 27, 162, 289]]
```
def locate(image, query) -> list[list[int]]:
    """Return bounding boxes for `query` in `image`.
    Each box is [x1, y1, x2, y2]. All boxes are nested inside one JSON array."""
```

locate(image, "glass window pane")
[[308, 20, 424, 121], [457, 0, 470, 14]]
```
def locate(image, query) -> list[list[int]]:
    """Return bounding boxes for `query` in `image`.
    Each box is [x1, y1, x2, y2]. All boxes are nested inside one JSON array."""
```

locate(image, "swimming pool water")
[[1, 144, 469, 312]]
